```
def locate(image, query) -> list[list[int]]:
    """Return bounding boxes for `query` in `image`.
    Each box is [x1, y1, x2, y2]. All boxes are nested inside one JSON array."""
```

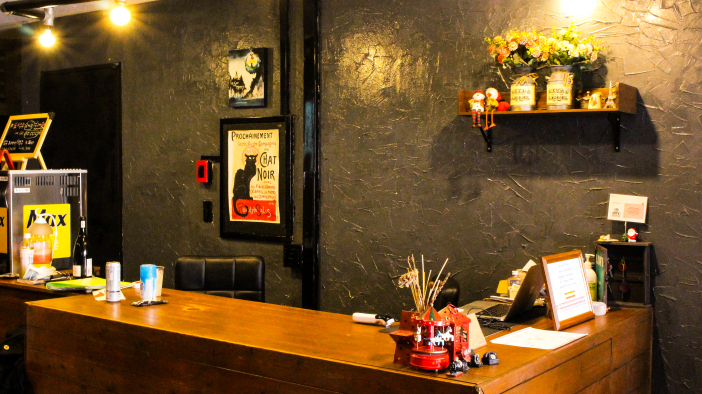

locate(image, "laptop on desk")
[[460, 265, 545, 322]]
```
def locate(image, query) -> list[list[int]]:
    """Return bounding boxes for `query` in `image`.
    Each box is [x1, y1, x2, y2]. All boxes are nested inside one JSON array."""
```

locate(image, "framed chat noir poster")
[[219, 116, 292, 242]]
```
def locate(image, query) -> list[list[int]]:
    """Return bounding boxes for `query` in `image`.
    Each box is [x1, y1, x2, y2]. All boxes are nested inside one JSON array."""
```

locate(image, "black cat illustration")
[[232, 154, 258, 217]]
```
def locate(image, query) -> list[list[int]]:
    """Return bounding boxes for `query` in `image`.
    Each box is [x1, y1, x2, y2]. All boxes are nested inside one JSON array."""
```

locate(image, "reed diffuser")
[[397, 255, 451, 315]]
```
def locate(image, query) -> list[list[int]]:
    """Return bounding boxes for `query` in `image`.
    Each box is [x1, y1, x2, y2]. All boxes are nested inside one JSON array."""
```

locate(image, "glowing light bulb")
[[39, 28, 55, 47], [561, 0, 597, 15], [110, 2, 131, 26]]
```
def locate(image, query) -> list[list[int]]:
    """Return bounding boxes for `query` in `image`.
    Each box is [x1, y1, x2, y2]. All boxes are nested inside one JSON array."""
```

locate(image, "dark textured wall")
[[19, 0, 305, 307], [10, 0, 701, 391], [320, 0, 699, 392]]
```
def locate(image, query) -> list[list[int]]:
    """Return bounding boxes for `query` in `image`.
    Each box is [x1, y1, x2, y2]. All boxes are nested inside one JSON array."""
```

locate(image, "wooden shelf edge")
[[458, 83, 638, 116], [458, 108, 624, 116], [458, 84, 639, 153]]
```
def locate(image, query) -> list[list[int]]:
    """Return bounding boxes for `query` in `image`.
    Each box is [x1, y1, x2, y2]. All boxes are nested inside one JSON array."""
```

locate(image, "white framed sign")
[[541, 250, 595, 331], [607, 193, 648, 223]]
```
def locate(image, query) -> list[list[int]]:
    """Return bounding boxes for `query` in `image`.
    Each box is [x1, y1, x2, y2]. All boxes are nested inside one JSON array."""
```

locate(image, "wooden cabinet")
[[595, 241, 652, 307]]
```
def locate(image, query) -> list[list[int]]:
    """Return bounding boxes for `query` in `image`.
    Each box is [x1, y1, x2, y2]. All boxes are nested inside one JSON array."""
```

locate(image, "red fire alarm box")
[[196, 160, 212, 184]]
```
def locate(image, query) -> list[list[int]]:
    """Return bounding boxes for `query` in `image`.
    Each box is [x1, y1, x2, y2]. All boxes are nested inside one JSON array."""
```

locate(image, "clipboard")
[[540, 250, 595, 331], [0, 113, 53, 170]]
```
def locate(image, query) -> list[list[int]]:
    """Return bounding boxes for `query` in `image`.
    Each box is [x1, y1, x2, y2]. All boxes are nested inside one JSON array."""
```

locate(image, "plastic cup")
[[140, 264, 157, 301], [156, 266, 164, 297]]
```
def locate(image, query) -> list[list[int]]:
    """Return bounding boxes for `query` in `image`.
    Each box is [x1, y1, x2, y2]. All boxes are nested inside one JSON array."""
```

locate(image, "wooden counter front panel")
[[0, 282, 65, 337], [25, 289, 652, 394]]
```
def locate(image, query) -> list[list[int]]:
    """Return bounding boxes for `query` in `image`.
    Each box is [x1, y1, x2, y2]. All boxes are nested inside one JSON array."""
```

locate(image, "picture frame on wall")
[[220, 116, 293, 242], [228, 48, 268, 108]]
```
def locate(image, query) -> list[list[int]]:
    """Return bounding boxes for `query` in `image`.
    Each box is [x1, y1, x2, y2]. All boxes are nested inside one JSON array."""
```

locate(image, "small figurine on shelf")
[[627, 228, 638, 242], [603, 81, 617, 109], [484, 88, 499, 129], [588, 92, 602, 109], [469, 90, 485, 128], [577, 91, 591, 109]]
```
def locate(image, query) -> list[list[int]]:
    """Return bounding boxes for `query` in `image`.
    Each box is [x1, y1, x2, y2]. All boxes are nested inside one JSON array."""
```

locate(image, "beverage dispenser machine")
[[0, 170, 87, 273]]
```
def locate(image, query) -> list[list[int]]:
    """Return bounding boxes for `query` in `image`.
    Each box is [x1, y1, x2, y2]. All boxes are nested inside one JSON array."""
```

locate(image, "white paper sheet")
[[490, 327, 587, 350]]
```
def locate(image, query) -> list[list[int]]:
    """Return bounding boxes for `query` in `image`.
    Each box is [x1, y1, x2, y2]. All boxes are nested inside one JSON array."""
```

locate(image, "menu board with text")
[[0, 113, 53, 160]]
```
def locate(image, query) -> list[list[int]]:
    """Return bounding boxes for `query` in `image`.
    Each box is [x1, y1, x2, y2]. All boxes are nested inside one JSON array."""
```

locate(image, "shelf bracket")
[[477, 124, 492, 152], [608, 113, 621, 152]]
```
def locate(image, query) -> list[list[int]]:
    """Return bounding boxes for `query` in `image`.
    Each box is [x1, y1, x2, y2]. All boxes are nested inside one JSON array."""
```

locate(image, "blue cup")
[[140, 264, 157, 301]]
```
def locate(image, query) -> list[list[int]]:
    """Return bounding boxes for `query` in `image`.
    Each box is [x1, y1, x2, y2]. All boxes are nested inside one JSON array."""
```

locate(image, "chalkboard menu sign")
[[0, 113, 53, 169]]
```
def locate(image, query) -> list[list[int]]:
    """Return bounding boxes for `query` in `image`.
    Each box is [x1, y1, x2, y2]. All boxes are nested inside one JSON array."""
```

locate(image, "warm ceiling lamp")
[[38, 7, 54, 47], [110, 0, 130, 26]]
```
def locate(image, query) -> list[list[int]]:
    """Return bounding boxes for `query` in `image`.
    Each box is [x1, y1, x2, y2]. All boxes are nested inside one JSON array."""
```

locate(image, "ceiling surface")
[[0, 0, 157, 30]]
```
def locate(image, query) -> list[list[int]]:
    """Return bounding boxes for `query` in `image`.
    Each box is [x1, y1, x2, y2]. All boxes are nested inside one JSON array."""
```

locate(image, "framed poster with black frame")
[[220, 116, 293, 242], [541, 250, 596, 331]]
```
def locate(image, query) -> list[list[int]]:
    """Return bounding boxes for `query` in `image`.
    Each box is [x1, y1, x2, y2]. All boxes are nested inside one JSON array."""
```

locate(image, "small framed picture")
[[541, 250, 595, 331], [228, 48, 268, 108], [607, 193, 648, 224], [219, 116, 293, 241]]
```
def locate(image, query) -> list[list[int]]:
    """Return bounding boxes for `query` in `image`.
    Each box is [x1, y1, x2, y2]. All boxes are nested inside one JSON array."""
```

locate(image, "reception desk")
[[25, 288, 652, 394]]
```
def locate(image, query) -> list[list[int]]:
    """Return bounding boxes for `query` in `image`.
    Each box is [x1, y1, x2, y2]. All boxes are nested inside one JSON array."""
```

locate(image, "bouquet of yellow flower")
[[485, 29, 548, 68], [485, 24, 603, 69], [542, 23, 602, 68]]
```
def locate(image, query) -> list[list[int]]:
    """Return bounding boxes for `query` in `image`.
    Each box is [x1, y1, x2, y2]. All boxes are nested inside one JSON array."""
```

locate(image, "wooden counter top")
[[25, 288, 652, 394]]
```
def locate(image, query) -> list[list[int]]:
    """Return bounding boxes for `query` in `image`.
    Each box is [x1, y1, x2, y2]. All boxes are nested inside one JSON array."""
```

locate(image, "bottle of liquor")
[[72, 216, 91, 278]]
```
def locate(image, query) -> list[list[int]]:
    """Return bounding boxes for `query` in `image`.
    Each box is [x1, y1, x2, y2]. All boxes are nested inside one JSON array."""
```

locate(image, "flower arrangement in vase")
[[485, 29, 545, 111], [542, 23, 603, 109], [485, 24, 603, 110]]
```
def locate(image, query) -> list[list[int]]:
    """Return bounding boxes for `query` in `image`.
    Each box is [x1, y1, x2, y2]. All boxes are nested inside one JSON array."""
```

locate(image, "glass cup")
[[156, 266, 164, 297]]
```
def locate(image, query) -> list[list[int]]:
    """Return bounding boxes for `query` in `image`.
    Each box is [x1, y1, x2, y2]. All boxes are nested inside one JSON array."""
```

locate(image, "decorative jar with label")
[[509, 67, 538, 111], [547, 66, 574, 110]]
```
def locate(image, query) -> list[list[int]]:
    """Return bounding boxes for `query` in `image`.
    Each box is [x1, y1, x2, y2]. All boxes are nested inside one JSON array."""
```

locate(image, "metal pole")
[[301, 0, 320, 310]]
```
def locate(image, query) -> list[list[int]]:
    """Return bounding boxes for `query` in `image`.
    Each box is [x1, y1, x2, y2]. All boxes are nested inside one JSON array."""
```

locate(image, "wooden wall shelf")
[[458, 83, 638, 152]]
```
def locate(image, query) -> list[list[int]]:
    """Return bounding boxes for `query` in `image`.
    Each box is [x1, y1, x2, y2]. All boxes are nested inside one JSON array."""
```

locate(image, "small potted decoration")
[[485, 29, 547, 111], [542, 23, 602, 110]]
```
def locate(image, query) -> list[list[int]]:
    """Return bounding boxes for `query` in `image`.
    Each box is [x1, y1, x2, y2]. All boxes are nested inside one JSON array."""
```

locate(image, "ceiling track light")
[[0, 0, 127, 22], [0, 4, 45, 20], [38, 7, 55, 47], [0, 0, 97, 16]]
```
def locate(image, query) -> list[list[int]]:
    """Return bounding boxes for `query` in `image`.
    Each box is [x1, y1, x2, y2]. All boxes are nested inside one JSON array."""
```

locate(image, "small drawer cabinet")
[[594, 241, 652, 307]]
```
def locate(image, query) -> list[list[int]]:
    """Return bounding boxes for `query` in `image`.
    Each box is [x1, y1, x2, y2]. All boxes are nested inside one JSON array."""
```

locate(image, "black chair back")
[[433, 276, 460, 310], [175, 256, 264, 302]]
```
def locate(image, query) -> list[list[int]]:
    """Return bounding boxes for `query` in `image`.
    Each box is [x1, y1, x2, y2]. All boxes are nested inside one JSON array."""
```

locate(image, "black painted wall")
[[18, 0, 305, 307], [7, 0, 702, 391], [319, 0, 700, 392]]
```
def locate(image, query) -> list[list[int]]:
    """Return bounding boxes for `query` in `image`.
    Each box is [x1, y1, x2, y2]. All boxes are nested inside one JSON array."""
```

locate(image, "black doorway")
[[40, 63, 122, 277]]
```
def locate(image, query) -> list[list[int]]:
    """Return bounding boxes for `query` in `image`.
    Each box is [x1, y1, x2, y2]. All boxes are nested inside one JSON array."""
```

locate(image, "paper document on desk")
[[490, 327, 586, 350]]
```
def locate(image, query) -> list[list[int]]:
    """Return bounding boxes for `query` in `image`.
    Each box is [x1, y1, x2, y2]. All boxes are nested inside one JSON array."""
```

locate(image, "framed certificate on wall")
[[541, 250, 595, 331]]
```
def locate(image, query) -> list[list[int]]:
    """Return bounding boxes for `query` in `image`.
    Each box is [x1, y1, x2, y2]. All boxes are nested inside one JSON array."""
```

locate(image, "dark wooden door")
[[40, 63, 122, 277]]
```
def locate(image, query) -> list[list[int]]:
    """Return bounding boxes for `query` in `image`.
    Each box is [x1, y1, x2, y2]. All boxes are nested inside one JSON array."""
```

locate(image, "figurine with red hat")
[[484, 88, 510, 130], [469, 91, 485, 128]]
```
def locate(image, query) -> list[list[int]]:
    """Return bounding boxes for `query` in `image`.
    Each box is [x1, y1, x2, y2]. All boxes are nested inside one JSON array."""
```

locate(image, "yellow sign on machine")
[[0, 208, 6, 254], [22, 204, 71, 259]]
